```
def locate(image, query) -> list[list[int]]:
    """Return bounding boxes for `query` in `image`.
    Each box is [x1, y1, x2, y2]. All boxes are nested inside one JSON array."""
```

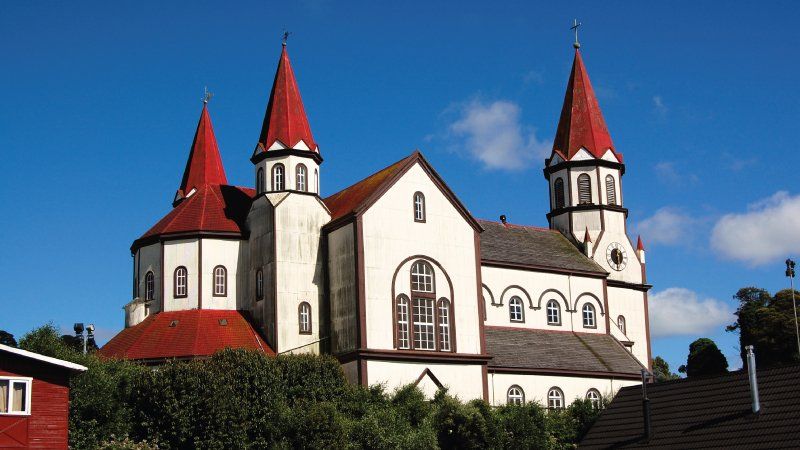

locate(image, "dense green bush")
[[18, 325, 605, 449]]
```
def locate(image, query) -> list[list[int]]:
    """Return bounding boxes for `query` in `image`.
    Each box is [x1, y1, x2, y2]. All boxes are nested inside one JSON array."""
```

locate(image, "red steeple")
[[256, 44, 318, 154], [176, 103, 228, 202], [637, 235, 645, 251], [552, 50, 619, 161]]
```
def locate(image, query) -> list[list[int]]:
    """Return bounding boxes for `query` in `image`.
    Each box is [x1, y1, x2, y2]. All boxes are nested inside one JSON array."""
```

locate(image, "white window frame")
[[438, 298, 452, 351], [299, 302, 311, 334], [586, 389, 601, 409], [617, 315, 626, 335], [546, 300, 561, 325], [0, 377, 32, 416], [548, 387, 564, 409], [272, 164, 285, 191], [213, 266, 226, 296], [396, 296, 410, 349], [174, 267, 188, 298], [583, 304, 596, 328], [414, 192, 426, 222], [509, 296, 524, 322], [412, 297, 436, 351], [411, 261, 434, 293], [144, 271, 155, 301], [296, 164, 307, 192], [507, 385, 524, 405]]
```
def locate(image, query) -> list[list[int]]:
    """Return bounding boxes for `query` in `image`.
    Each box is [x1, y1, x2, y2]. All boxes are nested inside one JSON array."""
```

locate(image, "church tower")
[[251, 41, 322, 195], [544, 47, 644, 285]]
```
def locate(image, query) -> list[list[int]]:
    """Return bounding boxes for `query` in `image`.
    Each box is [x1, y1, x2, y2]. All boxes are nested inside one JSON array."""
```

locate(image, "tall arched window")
[[314, 169, 319, 193], [144, 271, 154, 301], [437, 298, 452, 351], [577, 173, 592, 204], [413, 192, 426, 222], [213, 265, 227, 296], [174, 266, 187, 298], [396, 295, 410, 349], [256, 167, 265, 194], [255, 269, 264, 300], [554, 177, 565, 209], [410, 261, 435, 350], [605, 175, 617, 205], [296, 164, 307, 192], [617, 315, 626, 335], [548, 387, 564, 409], [507, 385, 525, 405], [583, 303, 596, 328], [272, 164, 285, 191], [509, 296, 524, 322], [546, 300, 561, 325], [586, 389, 602, 409], [299, 302, 311, 334]]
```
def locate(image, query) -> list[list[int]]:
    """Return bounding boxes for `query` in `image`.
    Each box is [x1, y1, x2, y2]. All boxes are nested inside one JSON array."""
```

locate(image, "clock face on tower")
[[606, 242, 628, 271]]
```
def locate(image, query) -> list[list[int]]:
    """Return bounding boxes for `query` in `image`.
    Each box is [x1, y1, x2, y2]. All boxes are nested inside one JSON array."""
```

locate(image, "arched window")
[[617, 315, 626, 335], [548, 387, 564, 409], [144, 271, 154, 301], [586, 389, 602, 409], [509, 296, 524, 322], [174, 266, 187, 298], [577, 173, 592, 204], [546, 300, 561, 325], [213, 265, 227, 296], [554, 177, 565, 209], [413, 192, 426, 222], [396, 295, 410, 349], [410, 261, 435, 350], [507, 385, 525, 405], [272, 164, 285, 191], [299, 302, 311, 334], [605, 175, 617, 205], [314, 169, 319, 193], [583, 303, 596, 328], [437, 298, 452, 351], [255, 269, 264, 301], [296, 164, 307, 192], [256, 167, 265, 194]]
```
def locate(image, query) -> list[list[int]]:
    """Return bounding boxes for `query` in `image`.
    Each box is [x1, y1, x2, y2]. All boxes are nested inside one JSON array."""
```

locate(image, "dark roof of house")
[[478, 220, 607, 275], [485, 327, 644, 377], [579, 364, 800, 449]]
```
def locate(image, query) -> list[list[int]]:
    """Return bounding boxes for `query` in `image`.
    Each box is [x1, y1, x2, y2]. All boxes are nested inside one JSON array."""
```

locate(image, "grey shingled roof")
[[478, 220, 606, 274], [485, 327, 644, 376], [580, 364, 800, 449]]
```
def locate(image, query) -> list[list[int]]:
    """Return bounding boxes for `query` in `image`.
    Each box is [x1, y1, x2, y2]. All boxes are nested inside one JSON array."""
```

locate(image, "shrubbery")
[[19, 325, 603, 449]]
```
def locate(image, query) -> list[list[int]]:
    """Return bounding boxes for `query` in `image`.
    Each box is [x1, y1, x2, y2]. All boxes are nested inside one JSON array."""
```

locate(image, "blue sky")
[[3, 1, 800, 373]]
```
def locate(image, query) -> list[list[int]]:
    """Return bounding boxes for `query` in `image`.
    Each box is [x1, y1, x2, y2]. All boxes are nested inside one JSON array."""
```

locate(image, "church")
[[99, 39, 652, 408]]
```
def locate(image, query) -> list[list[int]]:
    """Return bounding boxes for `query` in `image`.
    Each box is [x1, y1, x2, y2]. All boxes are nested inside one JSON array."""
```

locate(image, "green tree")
[[0, 330, 17, 347], [727, 287, 800, 368], [652, 356, 680, 382], [678, 338, 728, 378]]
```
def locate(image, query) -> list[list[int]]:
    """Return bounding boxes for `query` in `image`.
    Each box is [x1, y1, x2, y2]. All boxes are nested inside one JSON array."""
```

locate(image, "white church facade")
[[100, 42, 651, 407]]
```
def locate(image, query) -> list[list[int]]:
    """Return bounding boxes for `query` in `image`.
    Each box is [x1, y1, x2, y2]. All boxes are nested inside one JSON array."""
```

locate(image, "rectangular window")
[[413, 297, 435, 350], [0, 378, 31, 415], [397, 300, 410, 349]]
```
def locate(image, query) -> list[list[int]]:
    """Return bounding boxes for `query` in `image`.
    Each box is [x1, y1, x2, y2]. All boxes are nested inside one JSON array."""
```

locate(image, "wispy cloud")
[[523, 70, 544, 85], [443, 99, 550, 170], [654, 161, 698, 185], [653, 95, 668, 116], [649, 288, 734, 338], [711, 191, 800, 266], [636, 207, 697, 246]]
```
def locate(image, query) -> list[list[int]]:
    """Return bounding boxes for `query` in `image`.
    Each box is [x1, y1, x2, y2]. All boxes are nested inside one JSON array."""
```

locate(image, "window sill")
[[0, 412, 31, 417]]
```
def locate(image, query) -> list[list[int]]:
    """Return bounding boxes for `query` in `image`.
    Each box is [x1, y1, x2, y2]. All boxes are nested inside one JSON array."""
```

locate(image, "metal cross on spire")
[[571, 19, 582, 49], [282, 30, 292, 46], [203, 86, 213, 104]]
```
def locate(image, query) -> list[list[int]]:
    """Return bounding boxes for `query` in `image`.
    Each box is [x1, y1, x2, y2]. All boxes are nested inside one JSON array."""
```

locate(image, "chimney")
[[746, 345, 761, 414], [500, 215, 507, 225], [641, 369, 652, 441]]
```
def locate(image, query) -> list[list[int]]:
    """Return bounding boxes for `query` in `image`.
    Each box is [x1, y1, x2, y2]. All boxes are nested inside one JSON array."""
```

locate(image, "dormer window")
[[296, 164, 307, 192], [414, 192, 426, 222], [578, 174, 592, 204], [272, 164, 285, 191], [606, 175, 617, 205]]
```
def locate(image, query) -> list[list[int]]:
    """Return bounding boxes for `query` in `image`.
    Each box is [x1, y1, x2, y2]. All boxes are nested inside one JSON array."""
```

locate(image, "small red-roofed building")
[[0, 344, 87, 449]]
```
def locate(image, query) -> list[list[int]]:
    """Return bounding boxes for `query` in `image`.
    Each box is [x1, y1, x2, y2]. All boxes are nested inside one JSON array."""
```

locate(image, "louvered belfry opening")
[[577, 174, 592, 204], [606, 175, 617, 205], [554, 178, 565, 208]]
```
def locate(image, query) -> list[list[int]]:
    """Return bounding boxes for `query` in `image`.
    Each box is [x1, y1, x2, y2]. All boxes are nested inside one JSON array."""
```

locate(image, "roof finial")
[[571, 19, 582, 49], [203, 86, 213, 104], [282, 30, 292, 46]]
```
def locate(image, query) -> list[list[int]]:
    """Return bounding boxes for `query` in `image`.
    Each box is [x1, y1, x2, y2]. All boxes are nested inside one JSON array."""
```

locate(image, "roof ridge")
[[478, 218, 555, 232]]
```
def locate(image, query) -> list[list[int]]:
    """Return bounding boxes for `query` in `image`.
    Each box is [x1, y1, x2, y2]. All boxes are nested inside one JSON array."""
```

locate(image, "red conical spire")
[[256, 44, 318, 154], [552, 50, 619, 161], [177, 103, 228, 200], [637, 235, 645, 251]]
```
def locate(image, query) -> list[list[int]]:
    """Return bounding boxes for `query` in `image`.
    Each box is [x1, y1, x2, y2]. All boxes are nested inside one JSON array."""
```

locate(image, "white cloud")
[[653, 95, 668, 115], [649, 288, 734, 338], [523, 70, 544, 85], [711, 191, 800, 266], [447, 99, 550, 171], [637, 207, 696, 246], [654, 161, 698, 185]]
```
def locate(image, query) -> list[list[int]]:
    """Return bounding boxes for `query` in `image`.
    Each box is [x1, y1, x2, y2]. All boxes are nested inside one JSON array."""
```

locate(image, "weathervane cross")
[[571, 19, 582, 49], [203, 86, 213, 104], [282, 30, 292, 46]]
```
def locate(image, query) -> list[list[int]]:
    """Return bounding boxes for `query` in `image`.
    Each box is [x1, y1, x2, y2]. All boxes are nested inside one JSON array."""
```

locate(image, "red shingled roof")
[[134, 184, 254, 249], [177, 104, 228, 199], [255, 44, 318, 154], [98, 310, 274, 361], [552, 50, 621, 161]]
